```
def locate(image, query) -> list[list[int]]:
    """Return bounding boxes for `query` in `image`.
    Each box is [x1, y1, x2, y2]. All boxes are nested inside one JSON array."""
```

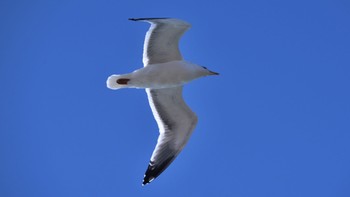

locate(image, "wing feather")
[[130, 18, 191, 66], [143, 86, 197, 185]]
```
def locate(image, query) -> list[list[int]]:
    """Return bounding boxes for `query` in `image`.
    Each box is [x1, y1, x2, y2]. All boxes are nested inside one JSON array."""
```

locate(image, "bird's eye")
[[202, 66, 207, 69]]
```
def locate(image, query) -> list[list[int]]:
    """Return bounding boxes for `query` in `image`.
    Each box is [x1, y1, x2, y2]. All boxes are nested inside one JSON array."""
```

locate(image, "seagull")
[[106, 18, 218, 186]]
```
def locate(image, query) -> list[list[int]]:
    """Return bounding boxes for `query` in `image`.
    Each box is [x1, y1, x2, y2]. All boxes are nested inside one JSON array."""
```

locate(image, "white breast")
[[129, 60, 200, 89]]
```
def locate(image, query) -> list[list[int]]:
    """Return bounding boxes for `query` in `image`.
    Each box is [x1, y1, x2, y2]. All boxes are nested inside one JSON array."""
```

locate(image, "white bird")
[[106, 18, 218, 186]]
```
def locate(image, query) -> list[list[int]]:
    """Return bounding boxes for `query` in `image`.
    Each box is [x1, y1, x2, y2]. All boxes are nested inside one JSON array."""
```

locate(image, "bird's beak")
[[209, 70, 219, 75]]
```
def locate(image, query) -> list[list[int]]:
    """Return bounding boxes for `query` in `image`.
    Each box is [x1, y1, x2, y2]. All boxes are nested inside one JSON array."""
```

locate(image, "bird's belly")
[[130, 61, 195, 89]]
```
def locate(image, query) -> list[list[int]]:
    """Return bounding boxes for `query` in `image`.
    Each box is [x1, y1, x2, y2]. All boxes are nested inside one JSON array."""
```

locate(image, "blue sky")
[[1, 0, 350, 196]]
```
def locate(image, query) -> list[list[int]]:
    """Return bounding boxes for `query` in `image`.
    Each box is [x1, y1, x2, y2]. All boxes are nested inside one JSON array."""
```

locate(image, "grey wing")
[[143, 86, 198, 185], [129, 18, 191, 66]]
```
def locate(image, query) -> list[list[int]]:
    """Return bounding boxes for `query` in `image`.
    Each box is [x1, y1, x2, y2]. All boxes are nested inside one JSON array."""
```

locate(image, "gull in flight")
[[106, 18, 218, 186]]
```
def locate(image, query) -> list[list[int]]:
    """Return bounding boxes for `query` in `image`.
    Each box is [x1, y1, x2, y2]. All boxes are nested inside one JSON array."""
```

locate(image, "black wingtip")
[[142, 177, 153, 186], [142, 156, 176, 186], [142, 163, 157, 186], [128, 17, 170, 21], [142, 178, 152, 186]]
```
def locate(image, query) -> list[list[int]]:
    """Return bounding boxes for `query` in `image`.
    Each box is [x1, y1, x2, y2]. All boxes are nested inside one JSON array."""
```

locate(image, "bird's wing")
[[129, 18, 191, 66], [143, 86, 198, 185]]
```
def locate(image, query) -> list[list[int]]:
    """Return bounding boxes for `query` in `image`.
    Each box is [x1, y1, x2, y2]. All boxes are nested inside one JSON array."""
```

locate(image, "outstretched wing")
[[129, 18, 191, 66], [143, 86, 198, 185]]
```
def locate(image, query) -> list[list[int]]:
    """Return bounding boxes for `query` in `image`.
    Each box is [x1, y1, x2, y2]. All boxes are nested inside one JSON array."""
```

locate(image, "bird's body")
[[107, 60, 208, 89], [106, 18, 218, 185]]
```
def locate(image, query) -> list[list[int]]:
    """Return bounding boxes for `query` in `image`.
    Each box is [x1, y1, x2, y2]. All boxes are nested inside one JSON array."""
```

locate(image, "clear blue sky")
[[1, 0, 350, 196]]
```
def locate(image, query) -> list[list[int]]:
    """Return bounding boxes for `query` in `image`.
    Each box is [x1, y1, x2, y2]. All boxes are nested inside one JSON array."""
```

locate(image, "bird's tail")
[[106, 74, 131, 90]]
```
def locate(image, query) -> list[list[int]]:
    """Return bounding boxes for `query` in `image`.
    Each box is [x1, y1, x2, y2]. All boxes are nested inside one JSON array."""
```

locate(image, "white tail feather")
[[106, 74, 130, 90]]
